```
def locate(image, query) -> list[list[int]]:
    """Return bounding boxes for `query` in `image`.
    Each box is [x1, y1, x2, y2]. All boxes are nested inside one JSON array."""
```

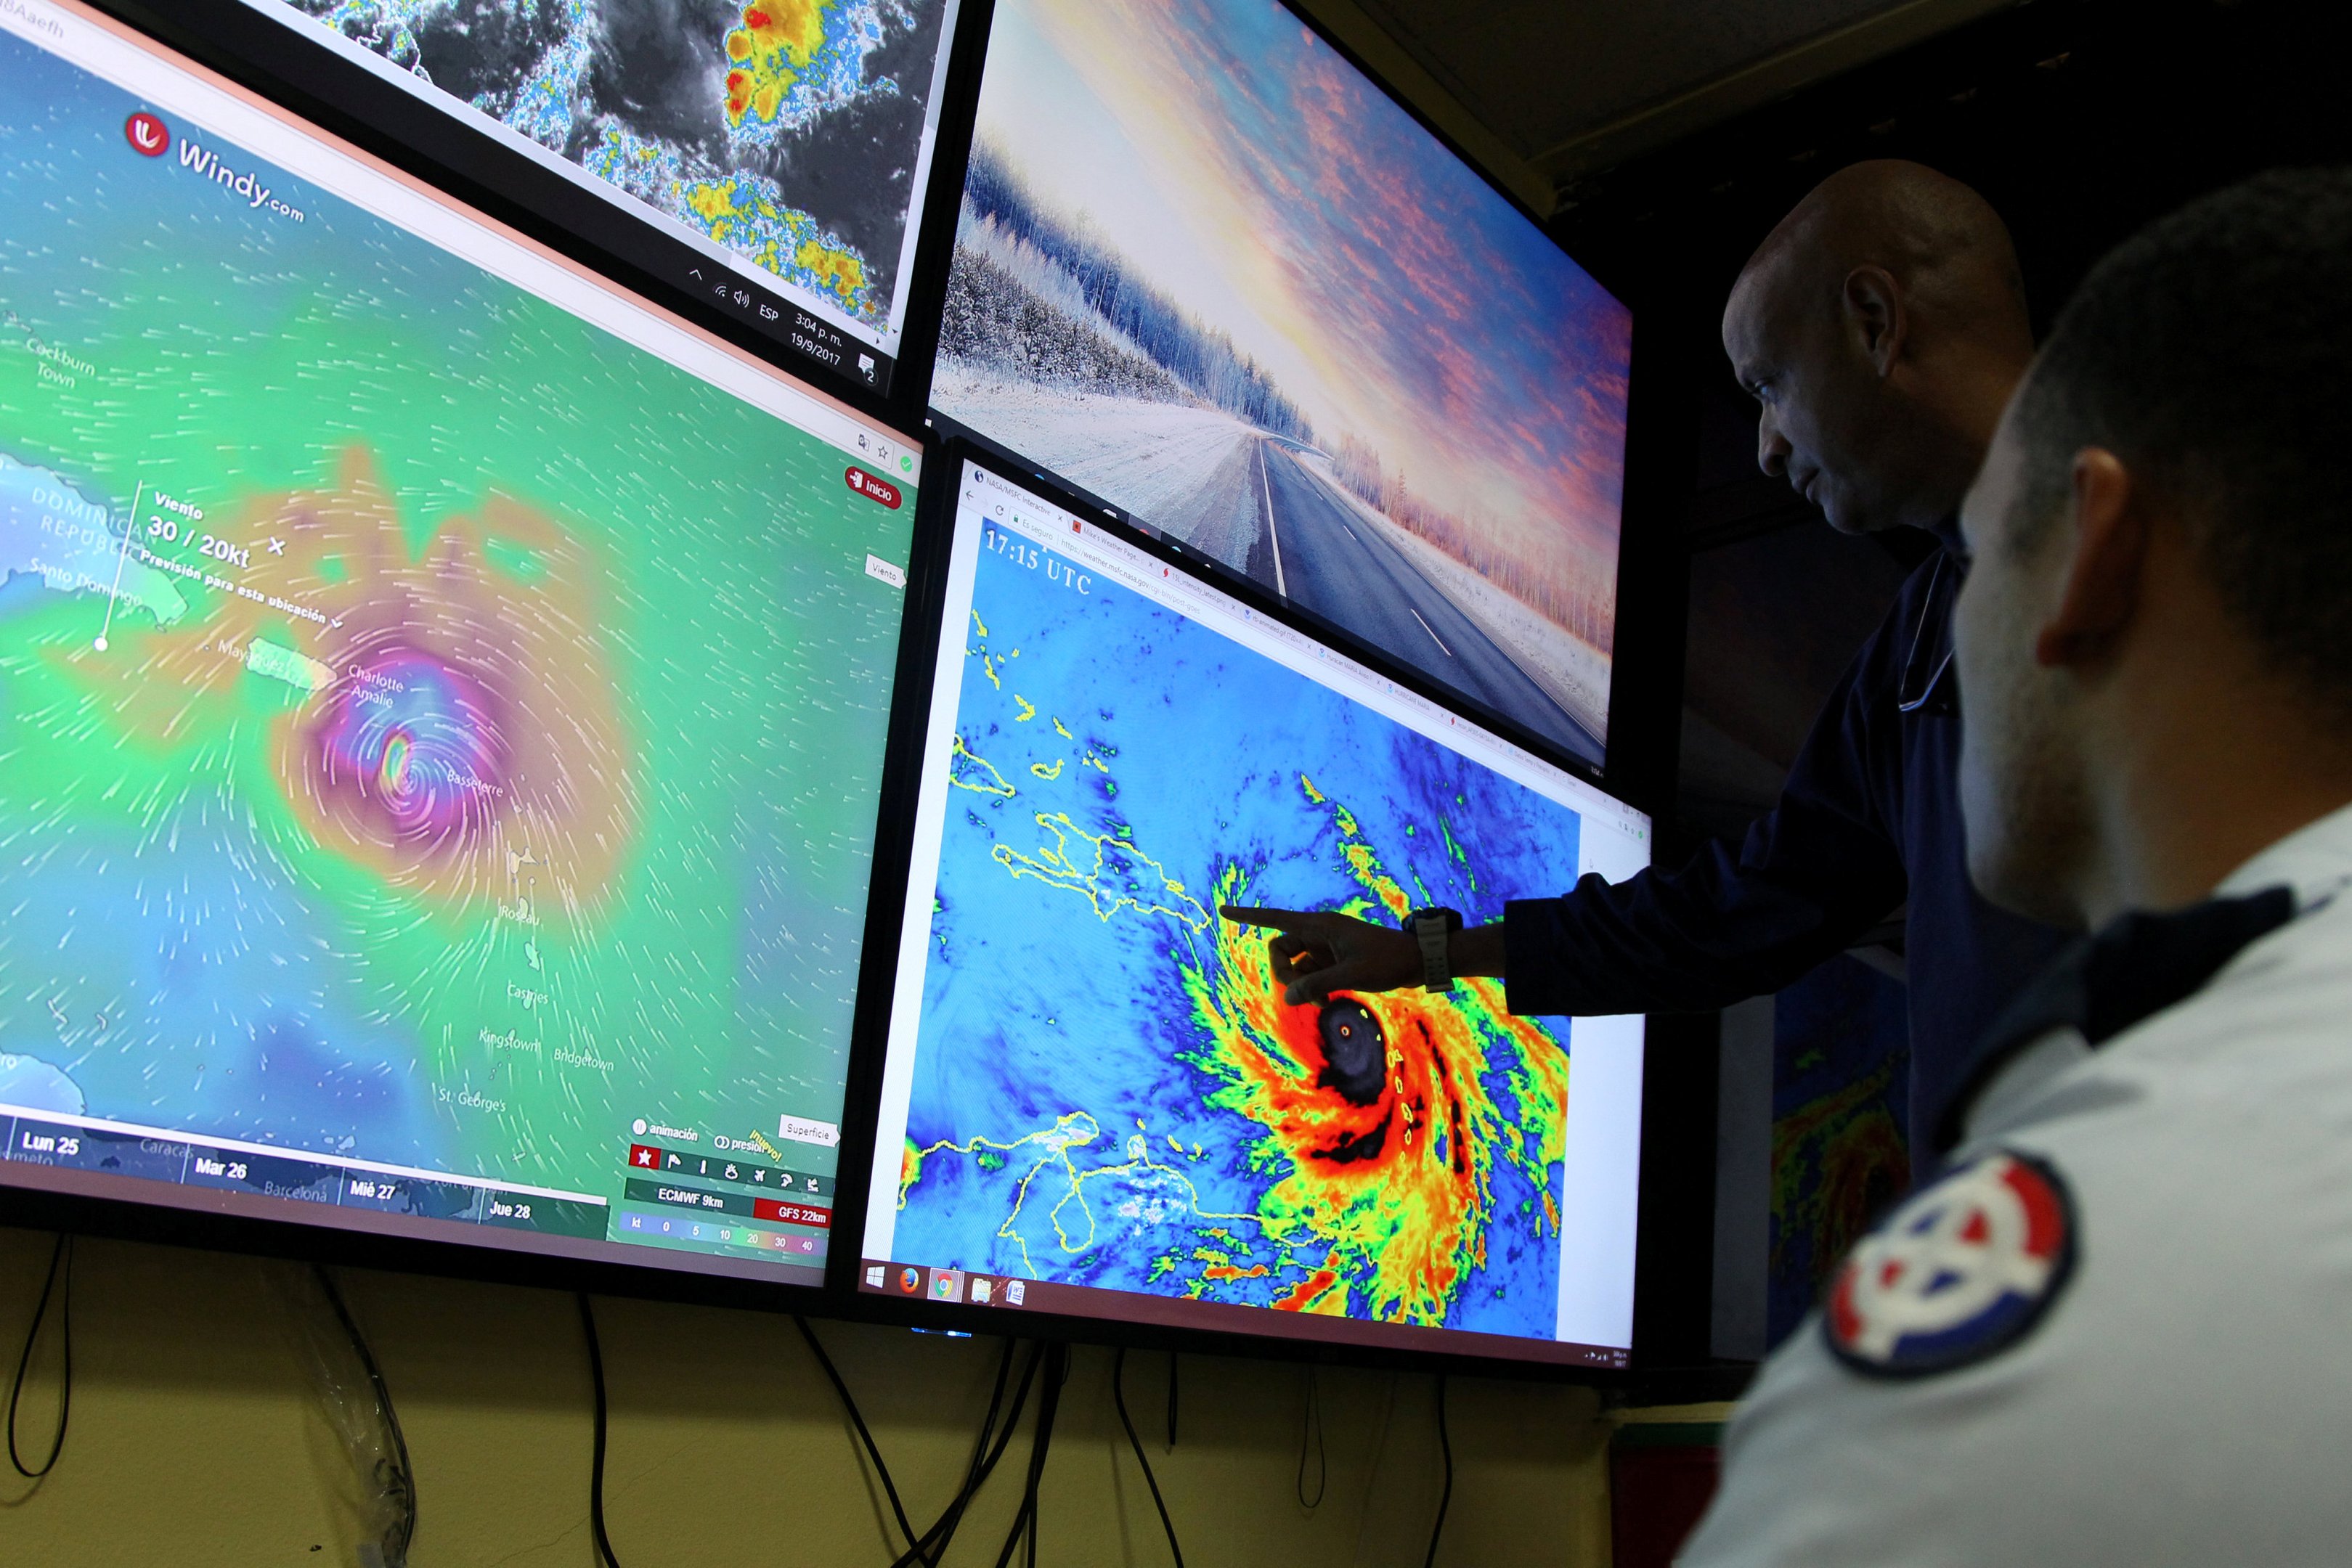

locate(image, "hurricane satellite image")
[[267, 0, 953, 335], [892, 522, 1589, 1338], [0, 30, 911, 1232]]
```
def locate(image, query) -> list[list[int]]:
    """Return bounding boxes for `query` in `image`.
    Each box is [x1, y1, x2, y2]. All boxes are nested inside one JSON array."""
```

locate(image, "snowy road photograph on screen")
[[931, 0, 1632, 764]]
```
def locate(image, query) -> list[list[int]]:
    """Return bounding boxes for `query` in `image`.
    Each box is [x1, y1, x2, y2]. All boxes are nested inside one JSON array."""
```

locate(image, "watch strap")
[[1413, 912, 1454, 992]]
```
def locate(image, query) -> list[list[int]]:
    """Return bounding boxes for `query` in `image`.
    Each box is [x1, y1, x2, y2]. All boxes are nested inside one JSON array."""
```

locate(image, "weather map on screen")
[[245, 0, 962, 377], [860, 465, 1648, 1362], [932, 0, 1632, 767], [0, 3, 919, 1280]]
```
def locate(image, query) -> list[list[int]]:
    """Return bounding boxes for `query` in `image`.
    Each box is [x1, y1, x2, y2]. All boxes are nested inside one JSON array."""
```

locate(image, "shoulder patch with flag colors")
[[1825, 1148, 2075, 1377]]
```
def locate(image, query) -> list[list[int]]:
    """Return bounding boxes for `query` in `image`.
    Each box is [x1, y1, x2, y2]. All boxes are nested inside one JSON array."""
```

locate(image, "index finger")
[[1221, 905, 1314, 931]]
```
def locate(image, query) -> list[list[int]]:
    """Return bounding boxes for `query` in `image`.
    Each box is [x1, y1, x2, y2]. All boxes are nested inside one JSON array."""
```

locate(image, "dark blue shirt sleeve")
[[1502, 563, 1927, 1018]]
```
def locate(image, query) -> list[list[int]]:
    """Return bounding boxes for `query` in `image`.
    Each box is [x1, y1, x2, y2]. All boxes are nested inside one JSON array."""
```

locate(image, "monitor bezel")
[[84, 0, 998, 424], [915, 0, 1648, 788], [822, 435, 1659, 1381], [921, 408, 1635, 795], [0, 0, 945, 1319], [1, 0, 1714, 1386]]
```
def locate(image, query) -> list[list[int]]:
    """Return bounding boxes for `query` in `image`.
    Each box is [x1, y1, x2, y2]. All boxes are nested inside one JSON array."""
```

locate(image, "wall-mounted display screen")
[[857, 460, 1648, 1366], [930, 0, 1632, 769], [227, 0, 965, 396], [0, 0, 922, 1287]]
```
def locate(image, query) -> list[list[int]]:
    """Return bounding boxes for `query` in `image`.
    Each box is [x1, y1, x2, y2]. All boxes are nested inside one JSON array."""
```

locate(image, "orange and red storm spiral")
[[1181, 780, 1569, 1327], [81, 447, 635, 920]]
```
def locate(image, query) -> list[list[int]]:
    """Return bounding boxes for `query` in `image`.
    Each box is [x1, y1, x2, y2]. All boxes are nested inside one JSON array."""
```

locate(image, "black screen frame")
[[0, 436, 951, 1315], [0, 412, 948, 1317], [920, 0, 1653, 795], [0, 0, 952, 1320], [0, 0, 1716, 1388], [822, 435, 1664, 1383], [87, 0, 996, 425]]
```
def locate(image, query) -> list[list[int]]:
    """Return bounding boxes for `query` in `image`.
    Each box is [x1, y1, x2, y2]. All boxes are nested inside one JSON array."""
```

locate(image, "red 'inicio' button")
[[845, 467, 901, 510], [126, 113, 170, 157]]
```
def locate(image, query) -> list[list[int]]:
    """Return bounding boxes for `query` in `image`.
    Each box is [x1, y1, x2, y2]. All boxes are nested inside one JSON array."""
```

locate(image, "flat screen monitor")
[[195, 0, 967, 398], [0, 0, 924, 1290], [854, 456, 1649, 1368], [928, 0, 1632, 770]]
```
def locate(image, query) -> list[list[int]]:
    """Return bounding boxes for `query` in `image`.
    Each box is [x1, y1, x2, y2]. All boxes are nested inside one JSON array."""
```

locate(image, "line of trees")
[[961, 145, 1315, 443], [1332, 436, 1616, 653], [940, 236, 1192, 401]]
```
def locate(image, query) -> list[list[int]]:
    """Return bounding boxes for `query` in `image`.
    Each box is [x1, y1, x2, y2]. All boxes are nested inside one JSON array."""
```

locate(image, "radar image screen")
[[857, 461, 1648, 1365], [231, 0, 965, 393], [0, 0, 921, 1285]]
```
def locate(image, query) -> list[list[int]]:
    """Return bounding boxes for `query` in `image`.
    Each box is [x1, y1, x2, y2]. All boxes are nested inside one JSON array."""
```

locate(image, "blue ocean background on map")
[[897, 528, 1586, 1335]]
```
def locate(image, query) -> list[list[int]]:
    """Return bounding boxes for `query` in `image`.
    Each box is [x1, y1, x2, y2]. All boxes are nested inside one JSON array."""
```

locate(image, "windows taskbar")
[[0, 1101, 832, 1286], [856, 1257, 1632, 1368]]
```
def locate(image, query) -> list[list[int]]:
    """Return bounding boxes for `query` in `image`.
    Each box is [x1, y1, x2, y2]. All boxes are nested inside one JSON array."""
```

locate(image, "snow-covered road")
[[932, 369, 1267, 570], [935, 364, 1613, 761]]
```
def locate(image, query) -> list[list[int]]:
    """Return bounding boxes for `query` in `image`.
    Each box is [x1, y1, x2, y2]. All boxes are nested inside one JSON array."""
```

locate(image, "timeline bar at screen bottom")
[[0, 1106, 607, 1241], [855, 1258, 1634, 1369]]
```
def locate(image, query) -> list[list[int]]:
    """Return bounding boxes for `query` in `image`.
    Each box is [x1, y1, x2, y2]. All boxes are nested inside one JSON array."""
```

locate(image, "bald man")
[[1682, 165, 2352, 1568], [1229, 161, 2068, 1161]]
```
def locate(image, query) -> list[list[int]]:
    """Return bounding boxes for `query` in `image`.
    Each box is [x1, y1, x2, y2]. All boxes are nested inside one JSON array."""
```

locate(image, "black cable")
[[993, 1496, 1032, 1568], [908, 1335, 1030, 1568], [1165, 1352, 1179, 1453], [795, 1315, 935, 1567], [974, 1337, 1017, 1463], [1424, 1374, 1452, 1568], [576, 1294, 625, 1568], [992, 1381, 1046, 1568], [955, 1337, 1018, 1514], [312, 1265, 415, 1564], [1295, 1365, 1326, 1510], [1035, 1344, 1071, 1567], [1113, 1347, 1184, 1567], [992, 1342, 1067, 1568], [891, 1337, 1029, 1568], [7, 1233, 71, 1481]]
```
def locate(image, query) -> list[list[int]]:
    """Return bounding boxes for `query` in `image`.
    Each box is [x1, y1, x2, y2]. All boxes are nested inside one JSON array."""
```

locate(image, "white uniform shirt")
[[1680, 799, 2352, 1567]]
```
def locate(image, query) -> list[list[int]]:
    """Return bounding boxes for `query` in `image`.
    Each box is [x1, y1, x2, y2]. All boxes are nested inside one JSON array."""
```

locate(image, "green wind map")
[[0, 30, 912, 1244]]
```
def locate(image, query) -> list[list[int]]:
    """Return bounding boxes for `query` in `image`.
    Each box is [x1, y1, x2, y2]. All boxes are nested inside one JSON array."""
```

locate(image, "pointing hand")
[[1221, 905, 1421, 1005]]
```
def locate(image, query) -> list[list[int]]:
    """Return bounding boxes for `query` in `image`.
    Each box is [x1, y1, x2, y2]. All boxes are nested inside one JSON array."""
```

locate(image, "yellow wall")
[[0, 1225, 1615, 1565]]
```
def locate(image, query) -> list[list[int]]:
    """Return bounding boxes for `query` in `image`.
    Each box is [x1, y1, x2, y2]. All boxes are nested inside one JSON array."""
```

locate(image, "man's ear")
[[1842, 265, 1908, 376], [2035, 449, 2148, 669]]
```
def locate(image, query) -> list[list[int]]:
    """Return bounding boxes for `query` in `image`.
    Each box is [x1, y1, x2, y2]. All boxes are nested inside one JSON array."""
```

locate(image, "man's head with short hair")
[[1723, 160, 2035, 535], [1958, 168, 2352, 928]]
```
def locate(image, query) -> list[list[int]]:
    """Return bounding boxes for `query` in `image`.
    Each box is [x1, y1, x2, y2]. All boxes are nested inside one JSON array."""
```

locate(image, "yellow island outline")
[[948, 733, 1014, 797], [900, 1113, 1304, 1282], [991, 812, 1208, 931]]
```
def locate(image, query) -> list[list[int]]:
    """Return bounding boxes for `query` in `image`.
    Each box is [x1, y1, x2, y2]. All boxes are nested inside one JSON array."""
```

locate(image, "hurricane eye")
[[306, 647, 510, 852], [378, 731, 412, 793]]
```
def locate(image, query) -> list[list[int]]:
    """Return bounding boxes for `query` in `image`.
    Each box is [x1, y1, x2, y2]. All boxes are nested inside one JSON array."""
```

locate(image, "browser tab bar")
[[961, 462, 1633, 828]]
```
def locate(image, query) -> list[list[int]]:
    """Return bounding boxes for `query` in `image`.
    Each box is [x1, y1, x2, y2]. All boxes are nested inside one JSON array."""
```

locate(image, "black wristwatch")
[[1403, 907, 1463, 992]]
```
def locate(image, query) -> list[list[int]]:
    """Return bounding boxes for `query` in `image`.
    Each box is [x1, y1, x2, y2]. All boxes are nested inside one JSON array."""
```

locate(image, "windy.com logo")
[[125, 111, 307, 224]]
